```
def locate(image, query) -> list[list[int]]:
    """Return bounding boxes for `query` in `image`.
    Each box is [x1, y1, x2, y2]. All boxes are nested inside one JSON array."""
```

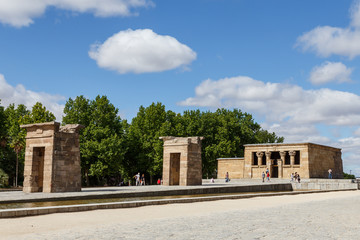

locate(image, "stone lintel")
[[59, 124, 85, 133], [244, 142, 341, 151], [217, 157, 244, 161], [160, 136, 204, 145], [20, 121, 60, 130]]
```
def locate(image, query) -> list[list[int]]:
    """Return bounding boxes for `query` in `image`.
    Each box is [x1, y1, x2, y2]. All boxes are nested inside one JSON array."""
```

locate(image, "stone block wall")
[[217, 158, 244, 179], [51, 131, 82, 192], [307, 143, 343, 178]]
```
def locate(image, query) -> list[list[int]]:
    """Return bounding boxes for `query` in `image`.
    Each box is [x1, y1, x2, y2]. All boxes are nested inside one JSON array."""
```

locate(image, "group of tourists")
[[290, 172, 301, 183], [133, 172, 146, 186], [261, 168, 271, 182]]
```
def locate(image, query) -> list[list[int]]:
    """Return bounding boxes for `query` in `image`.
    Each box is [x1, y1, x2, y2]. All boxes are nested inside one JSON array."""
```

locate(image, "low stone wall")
[[291, 179, 358, 190]]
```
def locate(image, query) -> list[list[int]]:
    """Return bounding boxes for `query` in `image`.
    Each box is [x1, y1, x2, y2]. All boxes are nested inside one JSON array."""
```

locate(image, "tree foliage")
[[20, 102, 55, 124], [343, 172, 356, 179], [63, 95, 127, 186]]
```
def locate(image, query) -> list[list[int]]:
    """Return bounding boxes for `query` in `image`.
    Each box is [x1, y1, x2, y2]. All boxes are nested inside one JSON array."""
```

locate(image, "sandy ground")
[[1, 191, 360, 240]]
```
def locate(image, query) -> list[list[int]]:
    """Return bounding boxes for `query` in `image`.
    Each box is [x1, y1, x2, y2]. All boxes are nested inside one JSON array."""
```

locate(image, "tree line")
[[0, 95, 284, 187]]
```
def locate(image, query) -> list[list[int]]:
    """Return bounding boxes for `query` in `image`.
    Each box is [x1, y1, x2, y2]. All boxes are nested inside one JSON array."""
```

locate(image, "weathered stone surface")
[[217, 158, 245, 179], [160, 136, 203, 186], [21, 121, 84, 193], [217, 143, 343, 180]]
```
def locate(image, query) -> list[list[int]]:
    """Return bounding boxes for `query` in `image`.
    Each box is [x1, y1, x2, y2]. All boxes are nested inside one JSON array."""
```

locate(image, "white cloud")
[[337, 137, 360, 176], [0, 74, 65, 121], [89, 29, 197, 74], [179, 76, 360, 126], [354, 127, 360, 136], [0, 0, 47, 27], [0, 0, 153, 27], [309, 61, 353, 85], [351, 0, 360, 28], [296, 0, 360, 59]]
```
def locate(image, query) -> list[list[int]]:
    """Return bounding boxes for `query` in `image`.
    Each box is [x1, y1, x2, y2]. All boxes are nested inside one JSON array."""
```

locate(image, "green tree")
[[343, 172, 356, 179], [0, 101, 9, 187], [63, 95, 127, 186], [126, 102, 177, 183], [21, 102, 55, 124], [3, 104, 29, 186], [0, 100, 6, 147]]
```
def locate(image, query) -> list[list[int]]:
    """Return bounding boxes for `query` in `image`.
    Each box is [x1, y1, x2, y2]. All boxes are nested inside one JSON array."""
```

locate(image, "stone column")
[[265, 151, 271, 169], [256, 152, 264, 166], [279, 151, 286, 179], [289, 150, 296, 166], [278, 159, 283, 178]]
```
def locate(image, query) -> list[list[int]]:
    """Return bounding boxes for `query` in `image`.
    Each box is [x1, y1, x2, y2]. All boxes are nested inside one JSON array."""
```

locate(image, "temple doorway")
[[271, 165, 278, 178], [33, 147, 45, 192], [169, 153, 180, 185]]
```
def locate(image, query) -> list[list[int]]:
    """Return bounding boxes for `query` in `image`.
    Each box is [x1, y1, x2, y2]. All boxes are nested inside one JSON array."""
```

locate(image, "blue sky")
[[1, 0, 360, 176]]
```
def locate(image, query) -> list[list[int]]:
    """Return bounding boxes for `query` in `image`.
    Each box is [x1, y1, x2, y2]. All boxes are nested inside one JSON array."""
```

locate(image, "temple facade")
[[217, 143, 343, 180]]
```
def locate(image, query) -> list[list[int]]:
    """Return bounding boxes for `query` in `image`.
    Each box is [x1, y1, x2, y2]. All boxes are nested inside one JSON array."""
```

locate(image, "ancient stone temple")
[[21, 122, 83, 193], [217, 143, 343, 180], [160, 136, 204, 186]]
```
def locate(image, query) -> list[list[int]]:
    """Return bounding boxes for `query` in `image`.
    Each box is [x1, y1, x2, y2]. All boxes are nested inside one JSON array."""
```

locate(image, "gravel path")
[[2, 191, 359, 240]]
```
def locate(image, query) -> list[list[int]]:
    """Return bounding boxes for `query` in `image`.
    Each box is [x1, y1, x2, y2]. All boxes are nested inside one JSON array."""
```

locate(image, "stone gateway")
[[217, 143, 343, 180], [21, 122, 83, 193], [160, 136, 204, 186]]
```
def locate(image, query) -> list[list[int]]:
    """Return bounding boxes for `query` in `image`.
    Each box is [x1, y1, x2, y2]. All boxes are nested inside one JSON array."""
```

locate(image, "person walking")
[[225, 172, 230, 182], [262, 172, 265, 182], [134, 172, 140, 186], [328, 169, 332, 179], [141, 174, 145, 185], [266, 171, 270, 182]]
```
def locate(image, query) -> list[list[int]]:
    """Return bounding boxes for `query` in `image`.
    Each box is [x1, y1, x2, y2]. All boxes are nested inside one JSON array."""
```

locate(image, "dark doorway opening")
[[270, 151, 280, 159], [170, 153, 180, 185], [271, 166, 278, 178], [33, 147, 45, 192]]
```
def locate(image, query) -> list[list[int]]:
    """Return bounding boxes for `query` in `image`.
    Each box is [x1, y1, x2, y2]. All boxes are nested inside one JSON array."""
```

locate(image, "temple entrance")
[[169, 153, 180, 185], [269, 155, 279, 178], [33, 147, 45, 192], [271, 165, 278, 178]]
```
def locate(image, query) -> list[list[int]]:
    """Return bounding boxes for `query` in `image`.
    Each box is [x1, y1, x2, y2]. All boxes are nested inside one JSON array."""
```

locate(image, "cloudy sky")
[[1, 0, 360, 176]]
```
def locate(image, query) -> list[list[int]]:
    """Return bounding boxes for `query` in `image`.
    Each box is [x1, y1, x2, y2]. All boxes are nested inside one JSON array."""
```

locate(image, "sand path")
[[1, 191, 359, 239]]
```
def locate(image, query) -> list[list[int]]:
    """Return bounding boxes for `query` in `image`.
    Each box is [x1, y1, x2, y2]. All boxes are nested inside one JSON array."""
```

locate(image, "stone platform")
[[0, 179, 357, 218]]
